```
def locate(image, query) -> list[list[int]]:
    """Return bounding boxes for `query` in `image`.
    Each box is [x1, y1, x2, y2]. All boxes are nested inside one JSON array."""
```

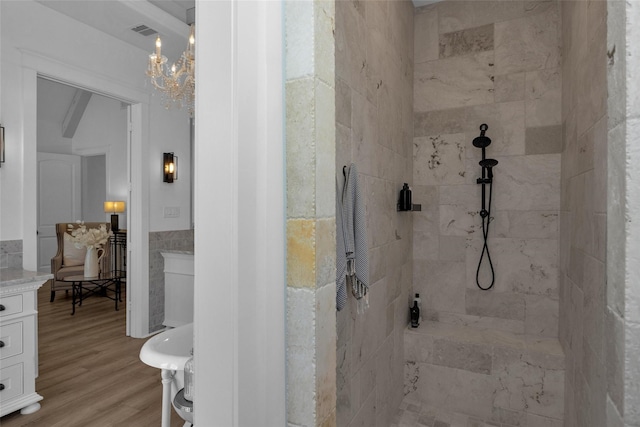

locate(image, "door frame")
[[21, 52, 150, 337]]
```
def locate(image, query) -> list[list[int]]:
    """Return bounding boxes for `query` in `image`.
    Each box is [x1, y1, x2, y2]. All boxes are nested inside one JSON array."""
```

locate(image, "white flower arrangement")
[[66, 221, 113, 249]]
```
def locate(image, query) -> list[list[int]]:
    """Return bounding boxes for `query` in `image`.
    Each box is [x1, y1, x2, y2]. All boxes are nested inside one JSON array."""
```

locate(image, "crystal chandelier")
[[147, 23, 195, 115]]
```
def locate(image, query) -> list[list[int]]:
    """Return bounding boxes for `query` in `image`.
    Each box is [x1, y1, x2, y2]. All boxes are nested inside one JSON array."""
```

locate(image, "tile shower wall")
[[0, 240, 22, 269], [559, 1, 622, 426], [148, 229, 194, 332], [412, 1, 561, 341], [408, 1, 564, 424], [335, 1, 414, 426], [285, 1, 337, 426]]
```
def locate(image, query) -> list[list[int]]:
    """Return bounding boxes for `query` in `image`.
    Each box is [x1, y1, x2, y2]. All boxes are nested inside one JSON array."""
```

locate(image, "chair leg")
[[50, 291, 55, 302]]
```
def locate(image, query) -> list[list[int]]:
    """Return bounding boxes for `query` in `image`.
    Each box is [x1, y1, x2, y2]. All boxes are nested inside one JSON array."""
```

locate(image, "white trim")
[[20, 50, 149, 338], [194, 0, 286, 424]]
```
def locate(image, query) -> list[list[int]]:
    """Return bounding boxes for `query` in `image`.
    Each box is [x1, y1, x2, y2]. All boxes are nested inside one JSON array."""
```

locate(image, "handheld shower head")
[[479, 158, 498, 179], [479, 158, 498, 168], [472, 123, 492, 148]]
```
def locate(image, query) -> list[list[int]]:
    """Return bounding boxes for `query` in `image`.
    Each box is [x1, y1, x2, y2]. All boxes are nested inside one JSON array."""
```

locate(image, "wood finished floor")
[[1, 285, 183, 426]]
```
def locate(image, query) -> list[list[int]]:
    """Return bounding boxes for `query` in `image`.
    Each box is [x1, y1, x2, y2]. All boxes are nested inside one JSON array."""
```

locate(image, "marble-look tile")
[[466, 237, 558, 297], [314, 0, 335, 87], [414, 229, 439, 262], [439, 236, 466, 262], [438, 1, 525, 34], [414, 363, 496, 420], [492, 154, 561, 211], [465, 289, 525, 321], [605, 308, 624, 413], [414, 260, 466, 314], [335, 0, 366, 94], [525, 68, 562, 128], [432, 338, 492, 374], [493, 346, 565, 419], [316, 283, 337, 422], [350, 91, 379, 177], [414, 134, 467, 186], [494, 5, 560, 75], [494, 72, 525, 103], [492, 210, 559, 239], [432, 311, 525, 335], [414, 52, 495, 112], [414, 6, 439, 64], [336, 77, 352, 128], [439, 204, 480, 237], [525, 125, 562, 155], [524, 294, 559, 337], [315, 80, 336, 219], [415, 102, 525, 157], [439, 24, 494, 59]]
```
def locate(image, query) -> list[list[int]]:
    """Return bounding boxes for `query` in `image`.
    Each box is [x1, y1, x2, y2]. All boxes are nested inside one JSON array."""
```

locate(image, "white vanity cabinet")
[[0, 270, 51, 417]]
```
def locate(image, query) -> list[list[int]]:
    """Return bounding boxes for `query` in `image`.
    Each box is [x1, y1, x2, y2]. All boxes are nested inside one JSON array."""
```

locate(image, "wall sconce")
[[163, 152, 178, 183], [0, 125, 5, 167], [104, 200, 126, 232]]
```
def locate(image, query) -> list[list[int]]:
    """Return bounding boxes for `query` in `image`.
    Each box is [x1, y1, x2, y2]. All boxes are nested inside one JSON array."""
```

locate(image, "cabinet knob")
[[0, 304, 5, 311], [0, 384, 4, 391], [0, 341, 4, 348]]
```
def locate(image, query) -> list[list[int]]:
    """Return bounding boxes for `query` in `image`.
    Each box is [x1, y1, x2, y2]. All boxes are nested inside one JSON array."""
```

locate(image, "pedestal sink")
[[140, 323, 193, 427]]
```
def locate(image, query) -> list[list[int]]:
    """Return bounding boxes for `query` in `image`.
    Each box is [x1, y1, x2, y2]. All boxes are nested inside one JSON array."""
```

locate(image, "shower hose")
[[476, 180, 495, 291]]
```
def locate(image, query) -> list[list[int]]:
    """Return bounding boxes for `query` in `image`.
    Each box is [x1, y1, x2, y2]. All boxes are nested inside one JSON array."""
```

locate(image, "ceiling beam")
[[62, 89, 92, 139]]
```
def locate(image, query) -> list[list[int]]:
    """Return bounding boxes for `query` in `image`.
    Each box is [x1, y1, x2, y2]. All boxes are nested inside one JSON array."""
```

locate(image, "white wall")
[[73, 94, 129, 227], [0, 0, 191, 244]]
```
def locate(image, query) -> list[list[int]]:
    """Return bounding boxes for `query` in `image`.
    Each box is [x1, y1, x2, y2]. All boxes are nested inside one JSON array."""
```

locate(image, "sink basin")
[[140, 323, 193, 370]]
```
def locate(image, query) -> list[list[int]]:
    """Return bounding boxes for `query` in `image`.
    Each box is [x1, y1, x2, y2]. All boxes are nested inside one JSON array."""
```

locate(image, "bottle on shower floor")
[[410, 300, 420, 328], [413, 293, 422, 324]]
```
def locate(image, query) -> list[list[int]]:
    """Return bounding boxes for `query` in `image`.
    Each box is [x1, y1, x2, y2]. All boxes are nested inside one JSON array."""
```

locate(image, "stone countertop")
[[0, 268, 53, 287]]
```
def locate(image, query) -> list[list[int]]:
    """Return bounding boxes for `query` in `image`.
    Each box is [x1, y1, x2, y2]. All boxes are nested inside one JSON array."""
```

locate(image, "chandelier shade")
[[147, 23, 195, 115]]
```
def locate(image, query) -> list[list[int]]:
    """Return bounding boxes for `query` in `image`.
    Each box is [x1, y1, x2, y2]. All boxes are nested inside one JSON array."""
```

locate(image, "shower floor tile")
[[390, 396, 505, 427]]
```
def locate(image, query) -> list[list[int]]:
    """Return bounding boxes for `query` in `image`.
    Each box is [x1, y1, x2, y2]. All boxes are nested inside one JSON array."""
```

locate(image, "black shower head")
[[472, 124, 492, 148], [479, 158, 498, 168]]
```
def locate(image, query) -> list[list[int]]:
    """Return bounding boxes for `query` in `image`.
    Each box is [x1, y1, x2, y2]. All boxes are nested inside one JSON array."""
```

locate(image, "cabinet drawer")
[[0, 294, 23, 318], [0, 363, 24, 403], [0, 321, 23, 360]]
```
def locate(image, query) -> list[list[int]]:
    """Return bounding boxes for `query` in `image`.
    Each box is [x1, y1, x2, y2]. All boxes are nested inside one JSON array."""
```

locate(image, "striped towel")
[[336, 163, 369, 311]]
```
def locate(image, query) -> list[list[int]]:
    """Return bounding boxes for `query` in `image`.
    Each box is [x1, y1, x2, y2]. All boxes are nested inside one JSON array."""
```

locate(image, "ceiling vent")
[[131, 24, 158, 37]]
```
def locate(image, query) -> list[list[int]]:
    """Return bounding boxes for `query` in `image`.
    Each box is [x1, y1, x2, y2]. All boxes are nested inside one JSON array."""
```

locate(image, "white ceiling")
[[35, 0, 193, 61]]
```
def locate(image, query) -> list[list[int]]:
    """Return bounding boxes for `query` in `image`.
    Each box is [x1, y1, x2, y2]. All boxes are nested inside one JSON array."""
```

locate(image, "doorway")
[[34, 76, 133, 334]]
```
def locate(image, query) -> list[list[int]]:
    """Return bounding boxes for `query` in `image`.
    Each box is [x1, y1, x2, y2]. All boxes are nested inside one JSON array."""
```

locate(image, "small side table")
[[110, 230, 127, 276], [62, 272, 124, 315]]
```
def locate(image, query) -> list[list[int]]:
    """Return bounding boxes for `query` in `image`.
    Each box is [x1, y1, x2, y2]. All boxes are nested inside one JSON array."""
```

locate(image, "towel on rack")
[[336, 163, 369, 311]]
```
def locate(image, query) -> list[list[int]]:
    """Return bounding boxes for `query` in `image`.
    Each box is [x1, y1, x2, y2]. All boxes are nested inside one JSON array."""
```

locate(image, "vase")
[[84, 246, 104, 278]]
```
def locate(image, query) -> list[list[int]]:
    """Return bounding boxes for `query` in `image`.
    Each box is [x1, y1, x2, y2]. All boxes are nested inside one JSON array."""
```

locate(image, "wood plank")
[[0, 286, 184, 426]]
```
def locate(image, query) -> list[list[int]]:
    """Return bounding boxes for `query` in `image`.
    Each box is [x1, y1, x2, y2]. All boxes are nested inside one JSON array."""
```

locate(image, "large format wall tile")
[[439, 24, 494, 59], [491, 154, 561, 211], [414, 6, 438, 64], [414, 52, 495, 112], [414, 133, 467, 186], [494, 5, 560, 75], [466, 237, 559, 297], [525, 68, 562, 128]]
